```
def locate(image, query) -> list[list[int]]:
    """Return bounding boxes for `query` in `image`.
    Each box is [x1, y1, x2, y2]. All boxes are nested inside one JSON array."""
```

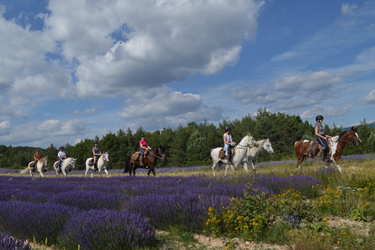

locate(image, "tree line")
[[1, 108, 374, 170]]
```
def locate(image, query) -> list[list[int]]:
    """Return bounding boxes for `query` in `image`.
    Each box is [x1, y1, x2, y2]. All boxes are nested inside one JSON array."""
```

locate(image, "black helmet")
[[225, 126, 231, 132], [316, 115, 324, 121], [94, 141, 98, 145], [140, 134, 145, 137]]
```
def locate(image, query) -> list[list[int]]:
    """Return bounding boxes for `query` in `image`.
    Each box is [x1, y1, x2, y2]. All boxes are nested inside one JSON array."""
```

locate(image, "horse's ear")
[[351, 126, 354, 131]]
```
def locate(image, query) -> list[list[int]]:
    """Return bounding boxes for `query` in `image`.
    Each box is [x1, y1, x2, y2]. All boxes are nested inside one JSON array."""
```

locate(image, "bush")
[[0, 231, 31, 250], [59, 210, 155, 250]]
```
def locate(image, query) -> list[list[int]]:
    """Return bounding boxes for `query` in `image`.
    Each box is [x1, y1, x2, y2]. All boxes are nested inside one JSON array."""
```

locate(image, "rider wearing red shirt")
[[139, 134, 151, 167], [32, 149, 41, 170]]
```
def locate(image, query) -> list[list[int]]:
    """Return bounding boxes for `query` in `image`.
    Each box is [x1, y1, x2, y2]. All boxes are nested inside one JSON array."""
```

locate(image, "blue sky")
[[0, 0, 374, 147]]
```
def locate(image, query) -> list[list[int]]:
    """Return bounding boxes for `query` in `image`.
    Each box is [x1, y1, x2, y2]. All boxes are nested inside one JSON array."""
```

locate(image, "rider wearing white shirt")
[[58, 147, 66, 169], [223, 126, 235, 165]]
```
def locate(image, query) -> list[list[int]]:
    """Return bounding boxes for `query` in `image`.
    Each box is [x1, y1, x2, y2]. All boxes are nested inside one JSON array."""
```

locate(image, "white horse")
[[20, 157, 48, 177], [240, 138, 274, 172], [53, 158, 77, 177], [85, 152, 110, 177], [211, 133, 258, 176]]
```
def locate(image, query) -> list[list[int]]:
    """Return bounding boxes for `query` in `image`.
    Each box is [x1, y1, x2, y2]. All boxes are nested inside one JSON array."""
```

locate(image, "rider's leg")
[[317, 137, 329, 162], [140, 149, 145, 166]]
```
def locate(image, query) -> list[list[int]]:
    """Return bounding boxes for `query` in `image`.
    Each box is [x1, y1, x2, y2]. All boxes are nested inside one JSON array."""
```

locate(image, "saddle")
[[307, 140, 332, 158], [218, 147, 236, 159], [131, 150, 149, 162], [88, 159, 94, 166]]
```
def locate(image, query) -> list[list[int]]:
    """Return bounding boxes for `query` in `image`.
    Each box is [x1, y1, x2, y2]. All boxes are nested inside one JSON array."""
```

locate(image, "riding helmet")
[[316, 115, 324, 121], [94, 141, 98, 145], [225, 126, 231, 132], [140, 134, 145, 137]]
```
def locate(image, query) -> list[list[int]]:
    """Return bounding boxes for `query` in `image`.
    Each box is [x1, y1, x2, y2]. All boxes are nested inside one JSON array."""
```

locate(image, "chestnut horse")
[[294, 127, 362, 172], [125, 146, 166, 176]]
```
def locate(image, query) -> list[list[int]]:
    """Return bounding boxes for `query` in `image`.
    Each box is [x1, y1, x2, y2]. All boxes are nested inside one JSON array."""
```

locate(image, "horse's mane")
[[338, 130, 349, 140]]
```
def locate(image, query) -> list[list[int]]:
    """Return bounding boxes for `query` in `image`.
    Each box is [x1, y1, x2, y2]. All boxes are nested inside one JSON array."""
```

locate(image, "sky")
[[0, 0, 374, 148]]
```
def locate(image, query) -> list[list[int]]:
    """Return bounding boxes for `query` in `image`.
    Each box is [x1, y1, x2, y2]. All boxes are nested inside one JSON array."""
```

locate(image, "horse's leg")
[[104, 168, 109, 177], [224, 164, 229, 176], [152, 168, 156, 176], [62, 168, 67, 177], [212, 161, 218, 176], [296, 155, 305, 170], [243, 161, 249, 173], [85, 165, 89, 178]]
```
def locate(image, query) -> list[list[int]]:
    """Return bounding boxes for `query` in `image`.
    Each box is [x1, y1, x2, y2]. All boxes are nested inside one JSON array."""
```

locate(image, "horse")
[[20, 157, 48, 177], [53, 158, 77, 177], [85, 152, 110, 177], [242, 138, 275, 172], [125, 146, 166, 176], [211, 133, 258, 176], [294, 127, 362, 172]]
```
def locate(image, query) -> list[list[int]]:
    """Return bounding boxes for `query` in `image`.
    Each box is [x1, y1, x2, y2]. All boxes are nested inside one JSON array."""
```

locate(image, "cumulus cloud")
[[68, 0, 264, 97], [364, 90, 375, 104], [0, 121, 11, 136], [118, 87, 223, 130], [300, 105, 353, 119], [231, 71, 342, 110], [0, 119, 88, 146]]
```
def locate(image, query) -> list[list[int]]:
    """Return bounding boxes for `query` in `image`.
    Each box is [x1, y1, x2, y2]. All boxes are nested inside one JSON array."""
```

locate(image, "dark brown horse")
[[125, 146, 166, 176], [294, 127, 362, 172]]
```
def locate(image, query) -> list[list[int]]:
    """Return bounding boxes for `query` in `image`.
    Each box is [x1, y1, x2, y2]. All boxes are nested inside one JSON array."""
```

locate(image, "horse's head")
[[349, 127, 362, 145], [157, 146, 167, 161], [102, 152, 109, 162], [246, 133, 259, 147], [68, 158, 77, 169], [263, 138, 274, 155], [339, 127, 362, 145]]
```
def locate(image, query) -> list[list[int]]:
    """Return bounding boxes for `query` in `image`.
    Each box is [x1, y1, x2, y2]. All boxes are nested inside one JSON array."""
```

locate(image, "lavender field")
[[1, 154, 375, 249], [0, 172, 323, 249]]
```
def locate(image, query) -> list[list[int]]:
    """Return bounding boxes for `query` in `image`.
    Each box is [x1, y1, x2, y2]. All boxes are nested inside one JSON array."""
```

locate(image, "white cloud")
[[0, 121, 11, 136], [69, 0, 264, 97], [300, 105, 353, 119], [364, 90, 375, 104]]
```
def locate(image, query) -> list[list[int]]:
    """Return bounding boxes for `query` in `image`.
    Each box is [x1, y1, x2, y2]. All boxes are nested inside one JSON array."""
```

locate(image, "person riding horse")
[[58, 146, 67, 171], [31, 149, 41, 171], [315, 115, 331, 162], [139, 134, 151, 167], [92, 141, 102, 170], [223, 126, 236, 165]]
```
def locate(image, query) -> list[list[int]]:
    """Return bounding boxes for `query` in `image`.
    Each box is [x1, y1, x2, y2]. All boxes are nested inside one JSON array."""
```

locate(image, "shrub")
[[59, 210, 155, 250], [0, 201, 80, 245]]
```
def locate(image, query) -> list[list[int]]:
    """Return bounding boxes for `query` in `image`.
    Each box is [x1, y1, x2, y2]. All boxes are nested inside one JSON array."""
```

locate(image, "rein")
[[338, 132, 358, 144], [148, 149, 164, 160], [236, 135, 255, 149]]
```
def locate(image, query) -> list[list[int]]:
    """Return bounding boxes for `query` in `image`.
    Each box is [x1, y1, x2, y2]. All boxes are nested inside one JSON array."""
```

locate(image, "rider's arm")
[[315, 126, 327, 139]]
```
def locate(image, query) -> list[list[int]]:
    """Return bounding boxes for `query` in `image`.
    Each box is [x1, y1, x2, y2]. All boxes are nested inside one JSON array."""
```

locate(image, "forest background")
[[1, 108, 374, 170]]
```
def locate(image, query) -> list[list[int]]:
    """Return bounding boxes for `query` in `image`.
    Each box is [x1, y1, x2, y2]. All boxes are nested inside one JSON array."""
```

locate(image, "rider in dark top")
[[315, 115, 331, 162]]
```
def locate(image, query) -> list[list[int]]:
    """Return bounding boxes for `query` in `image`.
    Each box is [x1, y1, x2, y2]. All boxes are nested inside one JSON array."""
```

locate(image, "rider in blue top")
[[315, 115, 331, 162]]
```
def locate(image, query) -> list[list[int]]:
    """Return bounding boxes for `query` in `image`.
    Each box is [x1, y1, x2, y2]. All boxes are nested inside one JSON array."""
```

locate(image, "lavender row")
[[0, 201, 155, 250], [59, 210, 155, 250], [0, 231, 31, 250]]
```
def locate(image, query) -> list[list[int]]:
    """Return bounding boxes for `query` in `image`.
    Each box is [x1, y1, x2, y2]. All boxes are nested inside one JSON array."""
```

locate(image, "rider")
[[31, 149, 41, 170], [315, 115, 331, 162], [139, 134, 151, 167], [58, 146, 67, 170], [223, 126, 235, 165], [92, 141, 102, 170]]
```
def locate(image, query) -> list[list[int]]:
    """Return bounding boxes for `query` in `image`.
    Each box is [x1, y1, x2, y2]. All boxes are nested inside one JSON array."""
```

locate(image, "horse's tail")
[[124, 154, 132, 173], [20, 167, 30, 174]]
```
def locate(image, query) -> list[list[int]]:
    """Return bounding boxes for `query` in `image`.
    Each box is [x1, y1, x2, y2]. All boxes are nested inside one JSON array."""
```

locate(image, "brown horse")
[[125, 146, 166, 176], [294, 127, 361, 172]]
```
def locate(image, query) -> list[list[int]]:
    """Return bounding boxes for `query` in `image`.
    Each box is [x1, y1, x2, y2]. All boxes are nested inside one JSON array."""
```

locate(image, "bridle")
[[338, 131, 360, 144], [148, 148, 166, 160], [236, 135, 257, 149]]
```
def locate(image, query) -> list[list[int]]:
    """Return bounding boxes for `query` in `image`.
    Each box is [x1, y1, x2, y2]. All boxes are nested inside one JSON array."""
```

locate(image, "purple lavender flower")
[[0, 231, 31, 250]]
